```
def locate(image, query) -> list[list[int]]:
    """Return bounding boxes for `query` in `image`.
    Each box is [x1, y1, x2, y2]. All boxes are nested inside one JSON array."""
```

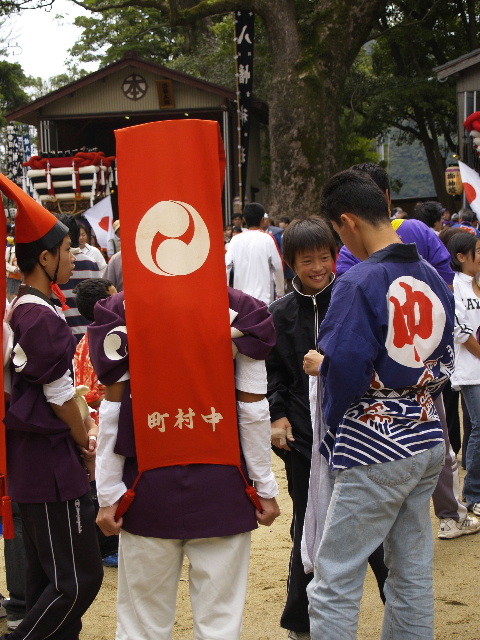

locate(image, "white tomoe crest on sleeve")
[[385, 276, 446, 368], [135, 200, 210, 277], [12, 343, 27, 372], [103, 326, 128, 361]]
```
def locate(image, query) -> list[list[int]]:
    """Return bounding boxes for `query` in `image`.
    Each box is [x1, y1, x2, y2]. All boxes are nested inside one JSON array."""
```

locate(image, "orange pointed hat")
[[0, 173, 68, 258]]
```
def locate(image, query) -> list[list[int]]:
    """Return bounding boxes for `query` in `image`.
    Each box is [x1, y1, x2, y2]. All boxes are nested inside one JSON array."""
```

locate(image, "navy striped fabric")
[[56, 256, 99, 341]]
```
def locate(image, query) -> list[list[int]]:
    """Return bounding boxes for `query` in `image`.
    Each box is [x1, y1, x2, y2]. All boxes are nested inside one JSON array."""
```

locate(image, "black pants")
[[278, 449, 387, 634], [3, 503, 26, 622], [443, 381, 472, 466], [4, 493, 103, 640]]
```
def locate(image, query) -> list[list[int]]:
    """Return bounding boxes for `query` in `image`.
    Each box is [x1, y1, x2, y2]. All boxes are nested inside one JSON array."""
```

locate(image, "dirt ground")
[[1, 455, 479, 640]]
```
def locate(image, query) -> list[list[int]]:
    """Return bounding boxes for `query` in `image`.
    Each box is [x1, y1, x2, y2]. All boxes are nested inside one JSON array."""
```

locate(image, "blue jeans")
[[308, 442, 445, 640], [459, 385, 480, 507]]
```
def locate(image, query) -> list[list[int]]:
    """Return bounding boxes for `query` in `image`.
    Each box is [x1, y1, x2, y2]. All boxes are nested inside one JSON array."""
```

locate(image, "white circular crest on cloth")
[[135, 200, 210, 277], [12, 343, 27, 372], [103, 326, 128, 361], [385, 276, 446, 368]]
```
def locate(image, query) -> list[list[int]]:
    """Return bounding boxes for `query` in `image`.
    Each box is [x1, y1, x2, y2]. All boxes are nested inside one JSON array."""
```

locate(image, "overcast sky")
[[4, 0, 99, 80]]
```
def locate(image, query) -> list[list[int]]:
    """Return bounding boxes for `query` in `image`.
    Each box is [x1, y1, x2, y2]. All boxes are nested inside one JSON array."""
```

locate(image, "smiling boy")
[[267, 218, 387, 640], [267, 218, 335, 639]]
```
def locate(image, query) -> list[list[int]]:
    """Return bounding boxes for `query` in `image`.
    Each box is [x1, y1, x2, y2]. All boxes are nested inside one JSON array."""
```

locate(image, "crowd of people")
[[1, 159, 479, 640]]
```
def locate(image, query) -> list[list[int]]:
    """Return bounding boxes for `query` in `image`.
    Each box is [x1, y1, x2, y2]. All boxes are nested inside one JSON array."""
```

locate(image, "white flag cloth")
[[458, 161, 480, 220], [83, 196, 114, 250]]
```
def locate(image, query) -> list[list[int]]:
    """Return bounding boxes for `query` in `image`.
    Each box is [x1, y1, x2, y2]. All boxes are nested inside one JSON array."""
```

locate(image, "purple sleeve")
[[229, 287, 276, 360], [88, 291, 129, 385], [336, 245, 361, 276], [397, 220, 454, 285]]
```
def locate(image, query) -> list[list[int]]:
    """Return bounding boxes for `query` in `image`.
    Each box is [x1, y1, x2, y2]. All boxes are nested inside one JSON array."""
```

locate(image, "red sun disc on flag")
[[99, 216, 110, 232], [464, 182, 477, 204]]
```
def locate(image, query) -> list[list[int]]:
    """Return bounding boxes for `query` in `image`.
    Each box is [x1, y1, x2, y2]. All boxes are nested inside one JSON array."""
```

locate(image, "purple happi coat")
[[5, 296, 91, 502], [88, 287, 275, 539]]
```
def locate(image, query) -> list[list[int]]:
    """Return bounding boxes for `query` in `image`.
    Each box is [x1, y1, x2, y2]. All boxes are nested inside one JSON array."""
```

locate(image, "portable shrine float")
[[23, 150, 116, 215]]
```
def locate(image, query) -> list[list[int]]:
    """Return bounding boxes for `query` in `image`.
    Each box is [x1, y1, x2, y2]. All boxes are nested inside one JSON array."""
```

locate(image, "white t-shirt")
[[79, 244, 107, 276], [225, 229, 284, 304], [451, 270, 480, 387]]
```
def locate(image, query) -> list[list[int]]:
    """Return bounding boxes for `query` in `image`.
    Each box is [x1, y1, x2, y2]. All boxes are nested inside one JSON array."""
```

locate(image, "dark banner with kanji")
[[6, 125, 32, 190], [234, 10, 255, 205]]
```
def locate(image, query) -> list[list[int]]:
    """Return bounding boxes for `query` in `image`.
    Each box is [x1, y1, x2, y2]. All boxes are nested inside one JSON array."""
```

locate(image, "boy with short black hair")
[[73, 277, 116, 322], [0, 173, 103, 640], [267, 217, 335, 640], [73, 278, 117, 422], [267, 217, 386, 640], [226, 202, 284, 304], [306, 170, 455, 640]]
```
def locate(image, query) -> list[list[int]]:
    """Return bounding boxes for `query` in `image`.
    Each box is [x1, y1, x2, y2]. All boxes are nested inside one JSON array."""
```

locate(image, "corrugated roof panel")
[[42, 67, 224, 117]]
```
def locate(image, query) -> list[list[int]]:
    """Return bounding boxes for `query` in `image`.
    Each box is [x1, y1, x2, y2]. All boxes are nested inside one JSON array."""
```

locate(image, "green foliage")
[[167, 15, 236, 89], [69, 5, 181, 65], [341, 1, 480, 201], [0, 59, 30, 123], [364, 1, 477, 145], [68, 8, 272, 99], [27, 62, 90, 98]]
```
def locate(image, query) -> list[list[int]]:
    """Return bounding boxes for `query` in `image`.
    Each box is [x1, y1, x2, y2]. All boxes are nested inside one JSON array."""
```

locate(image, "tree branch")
[[372, 0, 443, 41], [170, 0, 256, 25], [70, 0, 169, 13]]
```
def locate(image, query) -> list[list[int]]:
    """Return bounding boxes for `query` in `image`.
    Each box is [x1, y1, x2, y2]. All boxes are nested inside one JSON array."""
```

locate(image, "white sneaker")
[[472, 502, 480, 517], [438, 515, 480, 539], [7, 618, 23, 630]]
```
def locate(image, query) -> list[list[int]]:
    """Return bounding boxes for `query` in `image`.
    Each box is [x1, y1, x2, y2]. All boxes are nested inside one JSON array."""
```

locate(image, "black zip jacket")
[[266, 275, 335, 459]]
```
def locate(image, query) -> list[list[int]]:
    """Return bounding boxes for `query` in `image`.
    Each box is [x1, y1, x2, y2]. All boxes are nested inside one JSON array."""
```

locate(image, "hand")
[[271, 417, 294, 451], [97, 503, 123, 536], [82, 454, 96, 482], [86, 418, 99, 453], [256, 496, 280, 526], [303, 350, 324, 376]]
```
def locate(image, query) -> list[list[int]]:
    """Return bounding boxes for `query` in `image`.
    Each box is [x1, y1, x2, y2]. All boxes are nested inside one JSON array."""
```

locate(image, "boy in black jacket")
[[267, 217, 387, 640]]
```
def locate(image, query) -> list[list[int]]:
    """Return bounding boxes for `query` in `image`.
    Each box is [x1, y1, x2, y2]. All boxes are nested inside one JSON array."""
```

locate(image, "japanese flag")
[[83, 196, 114, 250], [459, 161, 480, 220]]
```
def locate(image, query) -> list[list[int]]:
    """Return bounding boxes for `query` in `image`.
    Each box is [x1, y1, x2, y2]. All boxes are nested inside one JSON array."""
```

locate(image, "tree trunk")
[[414, 107, 456, 210], [172, 0, 385, 218], [260, 2, 341, 218], [259, 0, 385, 218]]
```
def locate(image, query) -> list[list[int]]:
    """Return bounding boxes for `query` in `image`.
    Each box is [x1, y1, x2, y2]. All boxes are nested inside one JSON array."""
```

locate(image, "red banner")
[[0, 199, 8, 496], [116, 120, 240, 472]]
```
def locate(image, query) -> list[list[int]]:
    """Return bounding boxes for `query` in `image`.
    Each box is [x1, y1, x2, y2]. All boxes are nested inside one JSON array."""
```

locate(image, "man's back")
[[319, 244, 455, 469], [226, 229, 284, 304]]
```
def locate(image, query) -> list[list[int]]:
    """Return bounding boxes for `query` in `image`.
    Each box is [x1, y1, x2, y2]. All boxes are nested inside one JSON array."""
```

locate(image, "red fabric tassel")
[[51, 284, 70, 311], [114, 472, 143, 521], [2, 496, 15, 539], [245, 485, 263, 512], [114, 489, 136, 520], [238, 466, 263, 513]]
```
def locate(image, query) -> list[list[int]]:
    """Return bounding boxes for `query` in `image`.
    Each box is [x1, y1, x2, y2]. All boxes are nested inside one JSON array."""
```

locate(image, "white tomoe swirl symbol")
[[103, 326, 128, 361], [12, 343, 27, 372], [135, 200, 210, 277]]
